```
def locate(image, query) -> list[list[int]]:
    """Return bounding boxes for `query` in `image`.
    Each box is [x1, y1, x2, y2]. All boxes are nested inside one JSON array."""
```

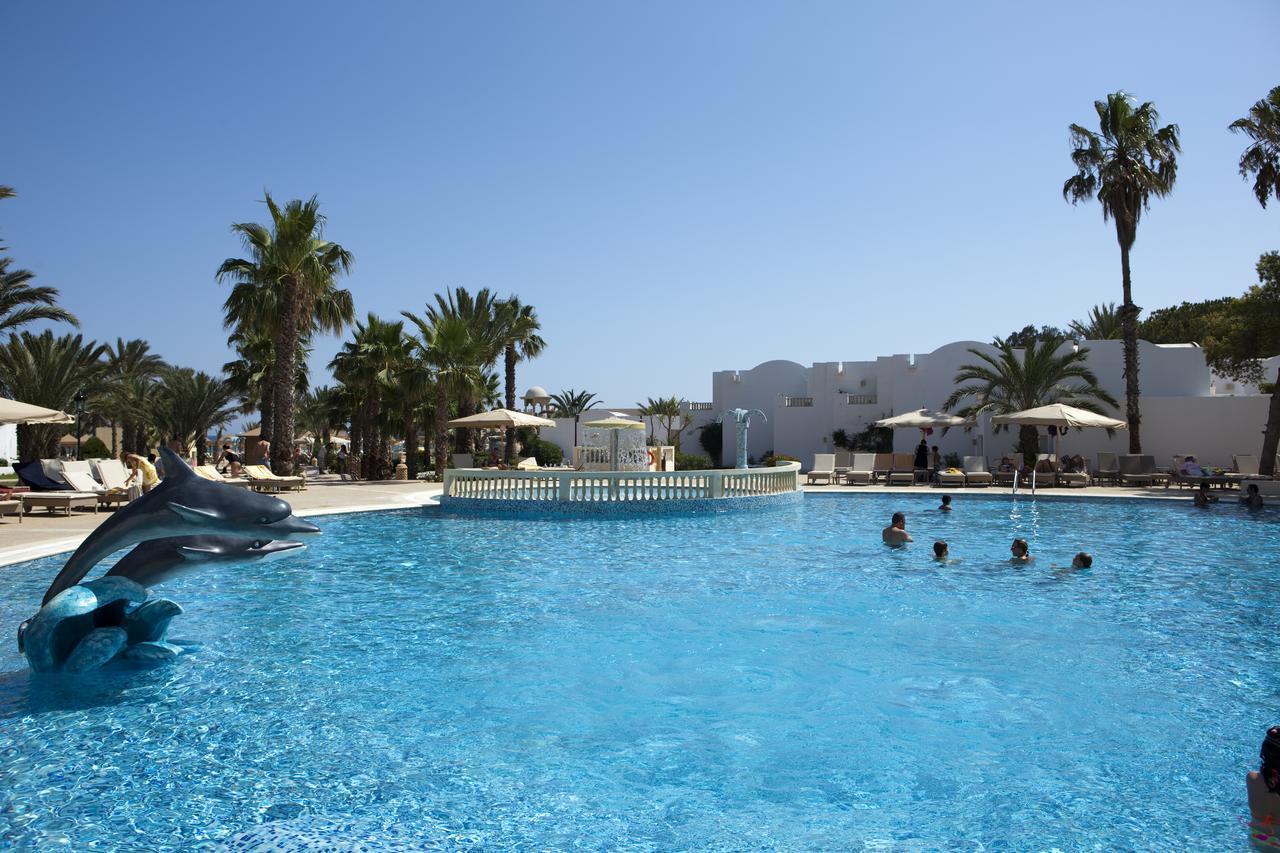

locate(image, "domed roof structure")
[[522, 386, 550, 402]]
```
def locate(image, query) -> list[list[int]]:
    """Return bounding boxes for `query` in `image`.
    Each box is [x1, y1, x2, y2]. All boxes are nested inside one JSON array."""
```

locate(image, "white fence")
[[442, 461, 801, 503]]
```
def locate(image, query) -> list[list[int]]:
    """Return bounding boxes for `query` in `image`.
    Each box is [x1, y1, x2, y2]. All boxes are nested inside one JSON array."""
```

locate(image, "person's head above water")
[[940, 494, 952, 506], [933, 540, 948, 559], [1072, 552, 1092, 569], [891, 511, 906, 528], [1261, 726, 1280, 794], [1011, 538, 1029, 558], [1249, 484, 1261, 495]]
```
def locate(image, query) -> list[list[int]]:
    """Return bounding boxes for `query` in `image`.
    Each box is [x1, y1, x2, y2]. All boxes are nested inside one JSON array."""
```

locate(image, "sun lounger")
[[1119, 454, 1170, 487], [195, 464, 252, 488], [887, 452, 916, 486], [844, 453, 875, 485], [871, 453, 893, 483], [21, 492, 99, 515], [244, 465, 305, 493], [15, 460, 72, 491], [935, 466, 966, 487], [1057, 463, 1089, 488], [0, 499, 22, 522], [60, 471, 131, 509], [1231, 455, 1261, 478], [91, 459, 130, 490], [807, 454, 836, 485], [962, 456, 993, 487], [833, 451, 852, 480], [516, 457, 540, 471], [1093, 452, 1119, 486]]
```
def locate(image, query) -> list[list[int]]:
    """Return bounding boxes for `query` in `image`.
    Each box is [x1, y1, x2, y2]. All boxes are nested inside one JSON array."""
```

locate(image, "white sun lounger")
[[807, 454, 835, 485]]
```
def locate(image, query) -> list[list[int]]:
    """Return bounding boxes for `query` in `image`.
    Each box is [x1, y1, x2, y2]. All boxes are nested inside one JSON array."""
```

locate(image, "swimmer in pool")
[[1193, 481, 1217, 508], [933, 540, 949, 561], [938, 495, 952, 513], [1243, 483, 1265, 510], [1071, 552, 1092, 569], [1009, 538, 1032, 564], [1248, 727, 1280, 846], [882, 512, 912, 546]]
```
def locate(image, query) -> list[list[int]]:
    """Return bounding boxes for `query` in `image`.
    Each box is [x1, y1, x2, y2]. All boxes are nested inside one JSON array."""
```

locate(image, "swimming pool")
[[0, 493, 1275, 848]]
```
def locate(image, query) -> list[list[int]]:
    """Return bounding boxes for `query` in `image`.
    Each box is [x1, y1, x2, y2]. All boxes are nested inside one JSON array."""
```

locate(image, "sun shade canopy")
[[0, 397, 74, 425], [445, 408, 557, 429], [990, 404, 1126, 430]]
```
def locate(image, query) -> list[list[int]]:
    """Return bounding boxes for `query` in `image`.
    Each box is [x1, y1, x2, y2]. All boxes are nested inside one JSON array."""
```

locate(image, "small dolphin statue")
[[42, 447, 319, 605], [104, 535, 306, 589]]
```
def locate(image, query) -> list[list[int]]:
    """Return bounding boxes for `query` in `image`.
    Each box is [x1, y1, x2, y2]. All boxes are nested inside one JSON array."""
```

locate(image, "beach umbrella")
[[991, 403, 1126, 468], [581, 416, 645, 430], [0, 397, 73, 425], [873, 409, 973, 430], [445, 408, 557, 429]]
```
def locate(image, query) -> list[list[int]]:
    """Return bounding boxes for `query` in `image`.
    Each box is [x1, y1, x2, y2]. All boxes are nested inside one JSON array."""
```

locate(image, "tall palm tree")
[[944, 336, 1119, 467], [1230, 85, 1280, 209], [1064, 92, 1180, 452], [329, 314, 410, 479], [496, 296, 546, 463], [402, 309, 490, 478], [217, 193, 354, 475], [549, 388, 600, 447], [0, 258, 79, 333], [637, 396, 687, 450], [150, 368, 239, 464], [0, 331, 106, 459], [1068, 303, 1122, 340], [420, 287, 504, 455], [1230, 85, 1280, 473], [97, 338, 166, 456], [0, 184, 15, 252]]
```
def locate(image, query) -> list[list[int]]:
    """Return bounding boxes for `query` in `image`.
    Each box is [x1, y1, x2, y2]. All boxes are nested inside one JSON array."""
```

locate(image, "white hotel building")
[[686, 339, 1278, 470]]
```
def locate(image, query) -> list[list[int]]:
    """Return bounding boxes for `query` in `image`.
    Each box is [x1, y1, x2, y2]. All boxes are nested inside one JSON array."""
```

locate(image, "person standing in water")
[[1248, 727, 1280, 847], [882, 512, 912, 546]]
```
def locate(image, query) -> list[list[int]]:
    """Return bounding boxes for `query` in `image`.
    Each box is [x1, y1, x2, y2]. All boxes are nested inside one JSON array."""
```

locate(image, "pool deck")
[[0, 476, 1220, 570], [0, 479, 444, 569]]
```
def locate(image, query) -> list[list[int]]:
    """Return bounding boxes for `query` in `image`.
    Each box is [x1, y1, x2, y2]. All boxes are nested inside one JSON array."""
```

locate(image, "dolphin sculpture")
[[41, 447, 319, 605], [103, 535, 306, 589]]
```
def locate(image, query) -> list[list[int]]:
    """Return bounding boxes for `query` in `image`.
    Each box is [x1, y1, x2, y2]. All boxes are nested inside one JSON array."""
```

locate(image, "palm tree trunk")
[[271, 281, 300, 476], [504, 344, 517, 465], [319, 426, 331, 475], [109, 419, 118, 457], [1261, 366, 1280, 477], [260, 366, 276, 462], [434, 382, 448, 479], [1118, 239, 1142, 453]]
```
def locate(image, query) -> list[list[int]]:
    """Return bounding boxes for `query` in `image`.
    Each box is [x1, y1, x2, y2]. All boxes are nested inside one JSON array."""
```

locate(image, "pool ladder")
[[1011, 470, 1037, 496]]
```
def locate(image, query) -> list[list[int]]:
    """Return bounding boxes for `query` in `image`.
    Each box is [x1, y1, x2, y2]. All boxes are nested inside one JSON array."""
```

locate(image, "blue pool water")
[[0, 493, 1277, 849]]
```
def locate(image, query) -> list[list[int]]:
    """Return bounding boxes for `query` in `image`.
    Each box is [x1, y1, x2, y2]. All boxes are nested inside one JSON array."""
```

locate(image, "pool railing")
[[442, 461, 801, 503]]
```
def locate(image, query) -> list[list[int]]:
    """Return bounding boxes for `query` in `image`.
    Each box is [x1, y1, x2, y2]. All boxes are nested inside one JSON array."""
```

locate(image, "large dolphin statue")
[[41, 447, 319, 605], [104, 535, 306, 589]]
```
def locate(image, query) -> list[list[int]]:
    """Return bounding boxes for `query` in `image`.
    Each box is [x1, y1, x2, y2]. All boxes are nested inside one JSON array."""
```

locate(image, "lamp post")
[[73, 390, 87, 460]]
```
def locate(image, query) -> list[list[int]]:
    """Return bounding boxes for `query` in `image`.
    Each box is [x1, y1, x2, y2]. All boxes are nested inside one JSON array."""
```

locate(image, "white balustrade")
[[442, 461, 801, 504]]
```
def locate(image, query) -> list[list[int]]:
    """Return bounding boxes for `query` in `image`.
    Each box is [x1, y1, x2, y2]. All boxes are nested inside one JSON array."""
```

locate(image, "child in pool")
[[939, 495, 952, 513], [1009, 538, 1032, 563]]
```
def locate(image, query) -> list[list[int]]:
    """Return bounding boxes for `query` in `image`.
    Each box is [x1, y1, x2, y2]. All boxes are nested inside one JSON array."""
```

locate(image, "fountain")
[[716, 408, 766, 469]]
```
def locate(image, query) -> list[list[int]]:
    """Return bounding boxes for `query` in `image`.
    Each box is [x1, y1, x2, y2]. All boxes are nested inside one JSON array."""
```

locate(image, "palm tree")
[[0, 331, 107, 459], [329, 314, 411, 479], [419, 287, 504, 455], [1069, 303, 1122, 340], [944, 336, 1119, 467], [97, 338, 166, 456], [217, 193, 354, 475], [1230, 85, 1280, 209], [402, 309, 489, 478], [549, 388, 600, 447], [1064, 92, 1180, 453], [0, 258, 79, 333], [1230, 86, 1280, 473], [0, 184, 15, 252], [496, 296, 546, 463], [637, 396, 688, 450], [150, 368, 239, 464]]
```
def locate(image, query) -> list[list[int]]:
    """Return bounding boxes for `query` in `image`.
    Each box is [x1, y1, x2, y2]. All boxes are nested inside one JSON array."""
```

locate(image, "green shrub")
[[698, 422, 723, 460], [944, 452, 962, 469], [763, 453, 800, 467], [525, 437, 564, 467], [675, 452, 712, 471], [80, 436, 110, 459]]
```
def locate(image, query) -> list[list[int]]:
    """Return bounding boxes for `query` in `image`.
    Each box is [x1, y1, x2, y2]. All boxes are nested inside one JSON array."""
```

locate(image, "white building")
[[696, 339, 1275, 470]]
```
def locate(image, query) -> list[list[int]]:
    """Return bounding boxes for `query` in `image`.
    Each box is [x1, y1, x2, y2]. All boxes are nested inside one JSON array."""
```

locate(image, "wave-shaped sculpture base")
[[20, 576, 186, 673]]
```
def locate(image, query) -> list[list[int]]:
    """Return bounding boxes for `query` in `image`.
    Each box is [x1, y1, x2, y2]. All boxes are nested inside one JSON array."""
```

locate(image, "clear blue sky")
[[4, 1, 1277, 407]]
